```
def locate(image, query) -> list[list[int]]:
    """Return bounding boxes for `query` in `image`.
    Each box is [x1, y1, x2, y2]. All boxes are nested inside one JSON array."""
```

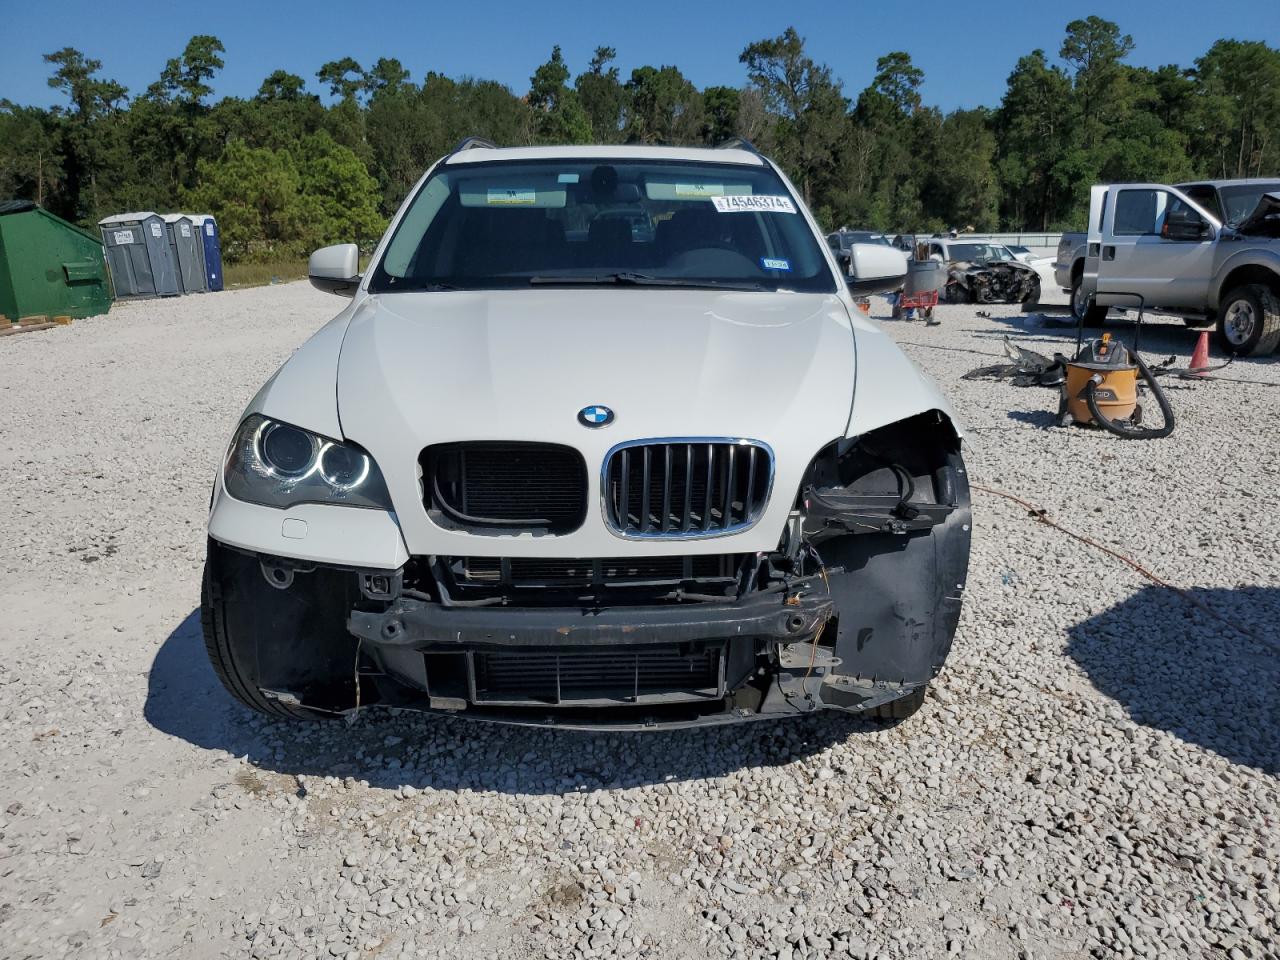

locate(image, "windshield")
[[947, 242, 1011, 263], [370, 158, 835, 293], [1219, 183, 1280, 225]]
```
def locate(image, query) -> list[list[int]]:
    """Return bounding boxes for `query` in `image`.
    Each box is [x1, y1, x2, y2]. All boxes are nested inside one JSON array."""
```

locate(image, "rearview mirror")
[[846, 243, 909, 295], [308, 243, 360, 296]]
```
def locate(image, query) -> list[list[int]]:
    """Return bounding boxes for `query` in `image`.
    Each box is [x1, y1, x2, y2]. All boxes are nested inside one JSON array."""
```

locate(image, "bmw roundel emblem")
[[578, 405, 615, 428]]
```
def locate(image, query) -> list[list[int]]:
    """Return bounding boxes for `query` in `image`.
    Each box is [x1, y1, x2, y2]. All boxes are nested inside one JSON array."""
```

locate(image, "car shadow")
[[145, 609, 880, 794], [1065, 585, 1280, 774]]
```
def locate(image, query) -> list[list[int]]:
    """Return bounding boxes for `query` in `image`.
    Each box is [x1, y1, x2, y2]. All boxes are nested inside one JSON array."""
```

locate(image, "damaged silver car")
[[926, 238, 1042, 305]]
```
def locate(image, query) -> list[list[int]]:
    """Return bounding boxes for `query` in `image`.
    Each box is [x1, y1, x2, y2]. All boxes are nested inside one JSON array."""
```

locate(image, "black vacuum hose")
[[1084, 353, 1175, 439]]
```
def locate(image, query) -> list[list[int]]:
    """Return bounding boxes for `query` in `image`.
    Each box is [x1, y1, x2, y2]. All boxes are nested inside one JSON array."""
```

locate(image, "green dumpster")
[[0, 200, 112, 323]]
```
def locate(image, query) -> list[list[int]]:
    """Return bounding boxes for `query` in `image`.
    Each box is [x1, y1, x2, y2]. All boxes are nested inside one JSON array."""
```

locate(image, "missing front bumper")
[[348, 590, 835, 714]]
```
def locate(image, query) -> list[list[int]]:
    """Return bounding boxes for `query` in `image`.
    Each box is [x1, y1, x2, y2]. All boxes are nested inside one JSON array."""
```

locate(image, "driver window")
[[1183, 186, 1223, 220], [1114, 189, 1166, 236]]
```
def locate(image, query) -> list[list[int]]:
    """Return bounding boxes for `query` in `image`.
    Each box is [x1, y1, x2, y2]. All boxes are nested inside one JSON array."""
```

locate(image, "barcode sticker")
[[711, 194, 796, 214]]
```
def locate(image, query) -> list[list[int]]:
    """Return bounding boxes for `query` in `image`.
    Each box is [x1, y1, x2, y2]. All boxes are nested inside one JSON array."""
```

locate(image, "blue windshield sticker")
[[761, 257, 791, 271], [557, 173, 580, 183]]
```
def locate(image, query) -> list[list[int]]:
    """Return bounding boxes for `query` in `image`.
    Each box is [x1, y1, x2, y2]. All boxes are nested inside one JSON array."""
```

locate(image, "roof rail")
[[449, 136, 498, 155], [715, 136, 761, 155]]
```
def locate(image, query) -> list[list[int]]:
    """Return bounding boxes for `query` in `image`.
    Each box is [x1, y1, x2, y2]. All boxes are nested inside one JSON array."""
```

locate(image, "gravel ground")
[[1, 283, 1277, 960]]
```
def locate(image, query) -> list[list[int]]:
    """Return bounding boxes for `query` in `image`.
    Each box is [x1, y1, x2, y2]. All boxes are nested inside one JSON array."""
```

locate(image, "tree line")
[[1, 19, 1277, 262]]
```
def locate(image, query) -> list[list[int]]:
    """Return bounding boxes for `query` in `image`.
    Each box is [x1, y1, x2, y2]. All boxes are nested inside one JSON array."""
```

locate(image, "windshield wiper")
[[528, 272, 768, 291], [387, 279, 463, 292]]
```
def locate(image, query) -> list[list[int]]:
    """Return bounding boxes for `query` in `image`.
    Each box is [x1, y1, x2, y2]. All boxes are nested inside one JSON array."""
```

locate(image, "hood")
[[335, 289, 857, 557], [951, 258, 1034, 274], [1235, 191, 1280, 238]]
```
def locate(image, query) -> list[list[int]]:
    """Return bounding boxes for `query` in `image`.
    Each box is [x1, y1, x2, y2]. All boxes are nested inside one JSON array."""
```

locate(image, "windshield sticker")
[[761, 257, 791, 271], [487, 187, 537, 205], [557, 173, 580, 183], [674, 183, 726, 198], [712, 194, 796, 214]]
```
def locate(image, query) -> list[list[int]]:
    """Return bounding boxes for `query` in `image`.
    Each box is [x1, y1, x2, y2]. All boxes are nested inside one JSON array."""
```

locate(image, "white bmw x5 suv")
[[204, 139, 970, 729]]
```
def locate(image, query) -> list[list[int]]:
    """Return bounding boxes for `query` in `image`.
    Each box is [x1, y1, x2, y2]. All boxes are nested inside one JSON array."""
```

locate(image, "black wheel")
[[1071, 275, 1107, 327], [947, 283, 970, 304], [1216, 284, 1280, 356], [869, 685, 927, 721], [1021, 277, 1041, 306]]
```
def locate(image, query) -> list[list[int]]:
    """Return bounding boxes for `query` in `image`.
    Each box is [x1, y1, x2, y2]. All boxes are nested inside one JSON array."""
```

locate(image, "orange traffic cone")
[[1189, 331, 1210, 374]]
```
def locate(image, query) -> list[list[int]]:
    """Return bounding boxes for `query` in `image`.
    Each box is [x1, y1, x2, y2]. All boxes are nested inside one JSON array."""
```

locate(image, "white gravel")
[[1, 284, 1277, 960]]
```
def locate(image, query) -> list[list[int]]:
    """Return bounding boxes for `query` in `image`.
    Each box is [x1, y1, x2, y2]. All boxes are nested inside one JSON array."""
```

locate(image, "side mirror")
[[1163, 214, 1211, 242], [846, 243, 909, 295], [308, 243, 360, 296]]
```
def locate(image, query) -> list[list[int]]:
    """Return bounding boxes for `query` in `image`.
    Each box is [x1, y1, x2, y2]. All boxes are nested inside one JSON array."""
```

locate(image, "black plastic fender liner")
[[204, 539, 364, 707], [818, 447, 971, 685]]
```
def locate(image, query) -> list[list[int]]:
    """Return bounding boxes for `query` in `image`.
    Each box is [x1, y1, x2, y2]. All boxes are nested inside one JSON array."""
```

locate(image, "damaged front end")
[[948, 260, 1040, 304], [203, 413, 970, 729]]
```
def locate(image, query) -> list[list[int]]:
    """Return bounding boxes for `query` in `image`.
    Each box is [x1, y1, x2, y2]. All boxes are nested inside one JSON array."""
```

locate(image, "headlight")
[[224, 414, 393, 510]]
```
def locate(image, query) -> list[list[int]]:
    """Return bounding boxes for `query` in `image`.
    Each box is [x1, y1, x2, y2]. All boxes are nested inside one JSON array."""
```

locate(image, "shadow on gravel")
[[1066, 585, 1280, 774], [1005, 409, 1059, 429], [145, 609, 879, 794]]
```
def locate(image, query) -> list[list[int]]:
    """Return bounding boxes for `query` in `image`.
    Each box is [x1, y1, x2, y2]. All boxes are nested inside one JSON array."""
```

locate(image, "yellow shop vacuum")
[[1058, 293, 1175, 439]]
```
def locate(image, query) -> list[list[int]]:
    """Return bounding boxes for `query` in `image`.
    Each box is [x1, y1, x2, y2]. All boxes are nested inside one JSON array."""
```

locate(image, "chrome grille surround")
[[601, 437, 775, 540]]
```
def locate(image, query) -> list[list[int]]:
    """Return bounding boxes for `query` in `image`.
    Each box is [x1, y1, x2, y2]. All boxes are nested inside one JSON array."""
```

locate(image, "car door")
[[1096, 184, 1219, 310]]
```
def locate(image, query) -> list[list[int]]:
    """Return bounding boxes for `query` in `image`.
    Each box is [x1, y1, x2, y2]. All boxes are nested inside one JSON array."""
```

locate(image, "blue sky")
[[4, 0, 1278, 112]]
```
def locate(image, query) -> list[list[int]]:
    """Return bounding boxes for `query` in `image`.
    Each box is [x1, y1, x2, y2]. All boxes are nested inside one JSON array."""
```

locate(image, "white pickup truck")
[[1055, 179, 1280, 355]]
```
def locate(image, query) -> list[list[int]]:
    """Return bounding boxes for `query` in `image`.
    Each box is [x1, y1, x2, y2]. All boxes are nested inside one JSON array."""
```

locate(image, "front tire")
[[1216, 284, 1280, 356], [947, 283, 970, 304], [1071, 275, 1108, 327], [1021, 277, 1042, 306]]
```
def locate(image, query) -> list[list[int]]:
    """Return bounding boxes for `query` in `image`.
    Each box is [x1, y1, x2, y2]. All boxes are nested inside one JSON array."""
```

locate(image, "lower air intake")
[[471, 646, 725, 705]]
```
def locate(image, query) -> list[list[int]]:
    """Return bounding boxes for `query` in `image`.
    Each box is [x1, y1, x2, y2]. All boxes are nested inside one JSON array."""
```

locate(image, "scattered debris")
[[963, 337, 1065, 386]]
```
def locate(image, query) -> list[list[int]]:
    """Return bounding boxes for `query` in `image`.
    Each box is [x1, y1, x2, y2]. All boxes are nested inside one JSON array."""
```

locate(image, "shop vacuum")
[[1058, 293, 1175, 439]]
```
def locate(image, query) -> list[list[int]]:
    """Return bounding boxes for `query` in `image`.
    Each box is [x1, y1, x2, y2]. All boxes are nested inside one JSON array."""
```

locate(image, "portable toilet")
[[163, 213, 206, 293], [99, 212, 180, 298], [0, 200, 112, 322], [190, 214, 223, 291]]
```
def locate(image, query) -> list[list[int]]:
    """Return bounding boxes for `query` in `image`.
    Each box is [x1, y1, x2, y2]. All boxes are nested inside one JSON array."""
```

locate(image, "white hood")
[[336, 289, 857, 557]]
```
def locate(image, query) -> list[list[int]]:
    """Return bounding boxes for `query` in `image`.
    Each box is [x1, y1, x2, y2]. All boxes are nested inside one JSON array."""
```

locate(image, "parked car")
[[202, 140, 971, 729], [1063, 180, 1280, 354], [923, 237, 1041, 304]]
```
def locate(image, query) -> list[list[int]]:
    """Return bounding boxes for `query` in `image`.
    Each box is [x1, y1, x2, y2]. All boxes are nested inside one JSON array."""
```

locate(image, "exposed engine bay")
[[946, 259, 1041, 304]]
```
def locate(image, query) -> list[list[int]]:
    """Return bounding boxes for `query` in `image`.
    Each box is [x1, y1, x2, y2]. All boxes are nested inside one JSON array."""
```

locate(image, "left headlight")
[[223, 414, 393, 510]]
